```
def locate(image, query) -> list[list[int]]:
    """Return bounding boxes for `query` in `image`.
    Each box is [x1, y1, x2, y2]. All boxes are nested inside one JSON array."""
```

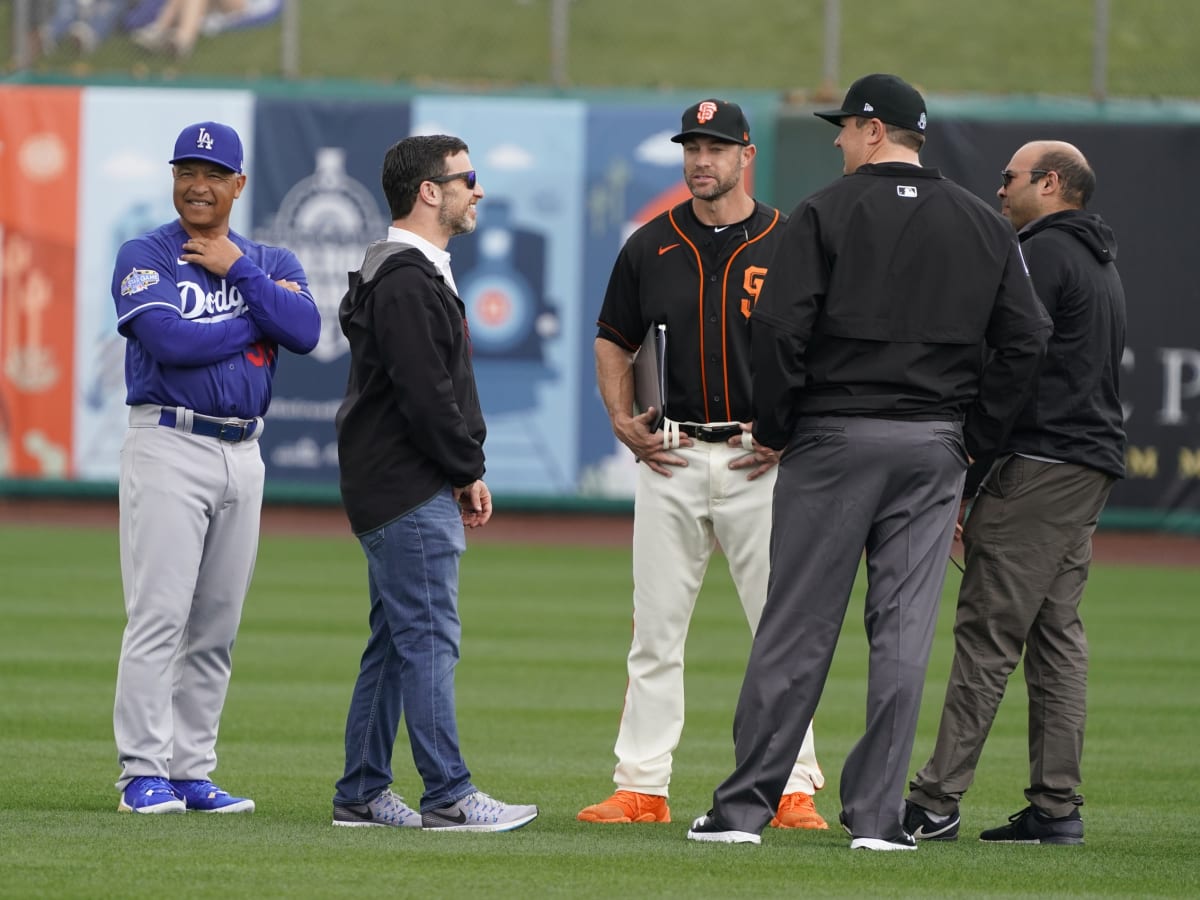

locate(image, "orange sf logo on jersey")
[[741, 266, 767, 319]]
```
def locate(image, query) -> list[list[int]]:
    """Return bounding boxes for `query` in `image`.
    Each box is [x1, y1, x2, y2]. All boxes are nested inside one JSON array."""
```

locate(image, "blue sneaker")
[[119, 776, 185, 814], [170, 780, 255, 814]]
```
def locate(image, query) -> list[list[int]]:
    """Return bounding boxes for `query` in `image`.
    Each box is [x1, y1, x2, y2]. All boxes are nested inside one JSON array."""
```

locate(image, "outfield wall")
[[1, 84, 1197, 530]]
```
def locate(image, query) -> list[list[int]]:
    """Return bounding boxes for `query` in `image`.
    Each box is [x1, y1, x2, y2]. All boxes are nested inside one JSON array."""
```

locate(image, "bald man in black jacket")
[[905, 140, 1126, 847]]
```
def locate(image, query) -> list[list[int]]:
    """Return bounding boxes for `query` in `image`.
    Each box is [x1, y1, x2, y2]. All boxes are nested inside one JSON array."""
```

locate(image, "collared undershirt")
[[387, 225, 459, 296]]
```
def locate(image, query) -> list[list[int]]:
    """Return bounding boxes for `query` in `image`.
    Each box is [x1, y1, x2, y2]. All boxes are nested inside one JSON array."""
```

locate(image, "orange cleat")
[[770, 792, 828, 830], [577, 790, 671, 823]]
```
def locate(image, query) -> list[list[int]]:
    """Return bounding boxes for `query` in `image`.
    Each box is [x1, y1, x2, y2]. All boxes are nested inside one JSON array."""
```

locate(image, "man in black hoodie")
[[330, 134, 537, 833], [904, 141, 1126, 846]]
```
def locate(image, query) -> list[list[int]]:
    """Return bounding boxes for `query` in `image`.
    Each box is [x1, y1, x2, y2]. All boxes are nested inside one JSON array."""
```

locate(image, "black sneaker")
[[903, 801, 960, 841], [686, 811, 761, 844], [979, 806, 1084, 845]]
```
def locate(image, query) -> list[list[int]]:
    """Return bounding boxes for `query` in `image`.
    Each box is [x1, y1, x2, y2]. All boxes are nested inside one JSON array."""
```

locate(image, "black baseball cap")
[[814, 73, 927, 133], [671, 99, 751, 146]]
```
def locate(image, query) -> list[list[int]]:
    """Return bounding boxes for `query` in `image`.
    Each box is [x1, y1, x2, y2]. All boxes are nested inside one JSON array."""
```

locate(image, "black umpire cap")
[[814, 73, 927, 133]]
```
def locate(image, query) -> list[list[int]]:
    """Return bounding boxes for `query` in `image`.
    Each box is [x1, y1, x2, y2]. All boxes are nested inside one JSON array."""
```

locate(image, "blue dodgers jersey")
[[112, 219, 312, 418]]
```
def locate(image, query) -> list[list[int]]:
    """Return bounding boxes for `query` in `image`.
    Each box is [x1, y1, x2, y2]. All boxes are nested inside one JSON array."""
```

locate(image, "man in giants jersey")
[[579, 99, 826, 830]]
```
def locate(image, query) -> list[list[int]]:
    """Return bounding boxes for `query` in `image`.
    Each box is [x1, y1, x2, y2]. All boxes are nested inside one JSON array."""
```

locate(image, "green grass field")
[[5, 0, 1199, 99], [2, 524, 1198, 898]]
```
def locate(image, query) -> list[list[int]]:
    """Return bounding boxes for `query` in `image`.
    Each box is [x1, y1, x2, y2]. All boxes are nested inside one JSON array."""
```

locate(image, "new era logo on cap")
[[169, 121, 244, 173], [671, 99, 751, 146], [814, 73, 928, 134]]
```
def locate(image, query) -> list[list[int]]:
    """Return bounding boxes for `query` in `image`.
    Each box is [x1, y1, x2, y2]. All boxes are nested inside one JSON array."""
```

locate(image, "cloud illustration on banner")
[[635, 131, 679, 166]]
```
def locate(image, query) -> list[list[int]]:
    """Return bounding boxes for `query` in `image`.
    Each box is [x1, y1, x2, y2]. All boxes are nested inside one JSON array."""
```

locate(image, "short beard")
[[439, 201, 476, 236], [689, 165, 742, 202]]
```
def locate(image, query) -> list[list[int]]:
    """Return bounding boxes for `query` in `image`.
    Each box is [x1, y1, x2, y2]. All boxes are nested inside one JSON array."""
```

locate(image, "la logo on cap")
[[696, 101, 718, 124], [196, 126, 216, 151]]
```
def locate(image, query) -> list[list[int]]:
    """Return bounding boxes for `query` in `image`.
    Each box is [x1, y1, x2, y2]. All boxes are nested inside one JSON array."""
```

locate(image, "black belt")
[[678, 423, 743, 442], [159, 408, 259, 443]]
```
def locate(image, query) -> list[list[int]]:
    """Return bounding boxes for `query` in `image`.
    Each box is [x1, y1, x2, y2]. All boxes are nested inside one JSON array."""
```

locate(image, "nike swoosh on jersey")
[[658, 243, 680, 256]]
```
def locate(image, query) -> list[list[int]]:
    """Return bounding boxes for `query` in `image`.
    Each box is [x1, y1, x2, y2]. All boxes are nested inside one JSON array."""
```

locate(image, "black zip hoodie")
[[1004, 208, 1126, 478], [335, 241, 486, 534]]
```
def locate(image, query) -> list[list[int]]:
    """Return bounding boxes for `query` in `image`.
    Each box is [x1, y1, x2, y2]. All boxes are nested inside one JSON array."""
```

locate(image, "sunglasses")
[[1000, 168, 1049, 187], [429, 169, 477, 189]]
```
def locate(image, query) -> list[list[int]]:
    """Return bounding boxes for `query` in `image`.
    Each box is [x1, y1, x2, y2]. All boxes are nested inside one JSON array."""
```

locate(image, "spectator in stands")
[[129, 0, 240, 58], [39, 0, 134, 56]]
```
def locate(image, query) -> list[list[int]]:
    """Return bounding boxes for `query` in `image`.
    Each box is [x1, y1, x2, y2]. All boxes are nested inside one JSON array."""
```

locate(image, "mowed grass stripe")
[[1, 525, 1198, 898]]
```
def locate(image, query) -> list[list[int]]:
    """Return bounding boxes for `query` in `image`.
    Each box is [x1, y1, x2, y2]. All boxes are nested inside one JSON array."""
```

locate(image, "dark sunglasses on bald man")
[[429, 169, 477, 189], [1000, 168, 1049, 188]]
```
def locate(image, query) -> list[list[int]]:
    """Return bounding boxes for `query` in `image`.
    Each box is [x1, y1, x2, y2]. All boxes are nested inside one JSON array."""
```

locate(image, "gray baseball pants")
[[711, 416, 965, 841], [113, 405, 264, 790]]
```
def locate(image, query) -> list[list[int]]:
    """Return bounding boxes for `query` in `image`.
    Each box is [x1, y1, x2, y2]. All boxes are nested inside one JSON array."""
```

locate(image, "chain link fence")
[[3, 0, 1198, 100]]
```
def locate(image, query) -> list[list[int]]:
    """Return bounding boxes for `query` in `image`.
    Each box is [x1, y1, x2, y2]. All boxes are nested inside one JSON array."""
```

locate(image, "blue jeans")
[[334, 487, 475, 811]]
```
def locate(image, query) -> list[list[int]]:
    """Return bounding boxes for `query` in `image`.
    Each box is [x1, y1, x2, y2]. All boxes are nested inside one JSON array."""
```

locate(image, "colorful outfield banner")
[[575, 101, 701, 497], [72, 87, 256, 481], [411, 96, 588, 495], [0, 85, 1196, 523], [248, 96, 399, 487], [0, 86, 80, 479]]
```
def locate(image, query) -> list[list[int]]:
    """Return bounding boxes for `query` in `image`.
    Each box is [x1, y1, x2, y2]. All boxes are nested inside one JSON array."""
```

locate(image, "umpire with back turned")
[[688, 74, 1053, 850]]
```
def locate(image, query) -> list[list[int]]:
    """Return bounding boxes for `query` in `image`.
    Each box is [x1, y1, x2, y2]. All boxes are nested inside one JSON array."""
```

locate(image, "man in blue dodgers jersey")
[[110, 121, 320, 814]]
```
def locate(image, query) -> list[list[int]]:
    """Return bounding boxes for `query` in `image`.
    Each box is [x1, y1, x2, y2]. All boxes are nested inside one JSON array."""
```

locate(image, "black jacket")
[[1003, 209, 1127, 479], [751, 163, 1052, 491], [335, 241, 486, 534]]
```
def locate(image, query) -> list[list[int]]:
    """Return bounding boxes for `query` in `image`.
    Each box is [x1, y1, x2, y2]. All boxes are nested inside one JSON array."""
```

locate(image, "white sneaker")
[[421, 790, 538, 832], [850, 833, 918, 851]]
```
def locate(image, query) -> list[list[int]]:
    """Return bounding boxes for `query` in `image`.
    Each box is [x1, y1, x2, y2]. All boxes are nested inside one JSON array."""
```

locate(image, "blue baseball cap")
[[169, 121, 244, 173]]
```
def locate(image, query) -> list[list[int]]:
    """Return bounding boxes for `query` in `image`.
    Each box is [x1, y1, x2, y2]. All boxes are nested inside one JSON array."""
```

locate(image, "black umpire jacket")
[[751, 162, 1052, 494]]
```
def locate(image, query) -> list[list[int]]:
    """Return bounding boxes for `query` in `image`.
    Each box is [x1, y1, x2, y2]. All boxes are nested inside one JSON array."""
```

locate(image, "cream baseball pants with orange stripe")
[[612, 439, 823, 797]]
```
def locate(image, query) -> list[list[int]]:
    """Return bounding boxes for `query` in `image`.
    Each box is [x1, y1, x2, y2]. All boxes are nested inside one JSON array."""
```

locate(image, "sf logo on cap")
[[696, 101, 718, 124], [196, 126, 215, 151]]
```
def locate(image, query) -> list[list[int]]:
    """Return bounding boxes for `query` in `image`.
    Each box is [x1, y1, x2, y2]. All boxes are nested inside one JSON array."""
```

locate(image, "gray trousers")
[[908, 456, 1114, 819], [711, 417, 965, 841], [114, 409, 264, 789]]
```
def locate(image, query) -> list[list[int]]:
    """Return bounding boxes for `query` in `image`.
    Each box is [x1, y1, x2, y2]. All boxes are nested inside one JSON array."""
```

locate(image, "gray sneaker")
[[332, 788, 422, 828], [422, 790, 538, 832]]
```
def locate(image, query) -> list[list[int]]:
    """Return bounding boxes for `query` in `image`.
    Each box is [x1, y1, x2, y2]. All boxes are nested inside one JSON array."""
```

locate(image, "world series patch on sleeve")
[[121, 268, 160, 296]]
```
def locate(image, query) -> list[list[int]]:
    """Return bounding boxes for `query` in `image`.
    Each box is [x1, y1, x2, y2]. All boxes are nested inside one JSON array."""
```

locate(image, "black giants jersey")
[[596, 199, 783, 424]]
